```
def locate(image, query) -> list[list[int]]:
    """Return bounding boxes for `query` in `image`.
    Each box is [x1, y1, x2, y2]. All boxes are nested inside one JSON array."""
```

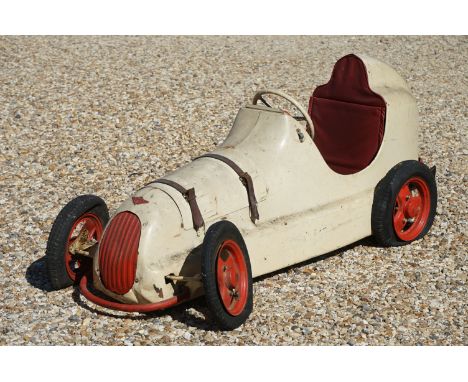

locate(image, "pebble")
[[361, 304, 372, 312]]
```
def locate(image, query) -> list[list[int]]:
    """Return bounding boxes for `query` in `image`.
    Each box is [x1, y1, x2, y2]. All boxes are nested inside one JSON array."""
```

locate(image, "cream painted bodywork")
[[92, 54, 419, 305]]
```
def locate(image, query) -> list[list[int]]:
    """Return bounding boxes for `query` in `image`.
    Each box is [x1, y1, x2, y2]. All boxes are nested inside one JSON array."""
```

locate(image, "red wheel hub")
[[65, 213, 103, 281], [393, 177, 431, 241], [216, 240, 248, 316]]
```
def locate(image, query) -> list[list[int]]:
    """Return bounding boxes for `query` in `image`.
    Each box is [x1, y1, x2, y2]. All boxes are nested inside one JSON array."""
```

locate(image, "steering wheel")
[[252, 89, 314, 139]]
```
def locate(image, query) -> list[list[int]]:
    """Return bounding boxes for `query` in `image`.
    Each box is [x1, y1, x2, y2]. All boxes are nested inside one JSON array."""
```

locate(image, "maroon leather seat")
[[308, 54, 386, 175]]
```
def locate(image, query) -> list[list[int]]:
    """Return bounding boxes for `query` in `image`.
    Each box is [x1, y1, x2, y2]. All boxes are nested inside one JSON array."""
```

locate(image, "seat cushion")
[[310, 96, 386, 174], [309, 54, 386, 175]]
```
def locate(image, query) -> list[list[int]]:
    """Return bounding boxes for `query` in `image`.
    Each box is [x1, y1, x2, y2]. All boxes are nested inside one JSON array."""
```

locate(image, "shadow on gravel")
[[254, 236, 376, 283], [24, 253, 222, 331], [25, 254, 54, 292], [70, 286, 220, 331], [25, 236, 377, 331], [170, 236, 377, 331]]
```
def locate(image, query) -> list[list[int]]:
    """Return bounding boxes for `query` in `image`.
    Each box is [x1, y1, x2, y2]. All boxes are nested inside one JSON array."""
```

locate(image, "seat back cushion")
[[308, 54, 386, 175]]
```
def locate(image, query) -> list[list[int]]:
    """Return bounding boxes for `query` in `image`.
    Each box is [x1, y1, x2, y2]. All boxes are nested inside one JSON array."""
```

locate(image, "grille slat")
[[119, 215, 134, 290], [124, 221, 140, 290], [98, 212, 141, 295], [109, 212, 127, 290], [103, 215, 115, 288]]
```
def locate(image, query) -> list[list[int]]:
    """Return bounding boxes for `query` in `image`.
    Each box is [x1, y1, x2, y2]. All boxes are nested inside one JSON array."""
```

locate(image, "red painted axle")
[[79, 273, 188, 313]]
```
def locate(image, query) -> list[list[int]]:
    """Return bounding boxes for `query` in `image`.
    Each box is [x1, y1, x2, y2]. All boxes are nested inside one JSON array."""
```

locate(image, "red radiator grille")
[[98, 211, 141, 295]]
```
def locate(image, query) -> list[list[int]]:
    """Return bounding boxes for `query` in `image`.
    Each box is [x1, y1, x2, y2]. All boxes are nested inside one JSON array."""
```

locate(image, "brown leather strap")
[[196, 153, 259, 223], [153, 179, 204, 231]]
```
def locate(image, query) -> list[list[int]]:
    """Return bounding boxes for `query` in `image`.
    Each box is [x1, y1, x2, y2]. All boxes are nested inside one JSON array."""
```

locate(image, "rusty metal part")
[[153, 285, 164, 298], [196, 153, 260, 223], [73, 249, 93, 257], [165, 274, 202, 283], [296, 128, 305, 142], [153, 179, 205, 231], [68, 228, 97, 257]]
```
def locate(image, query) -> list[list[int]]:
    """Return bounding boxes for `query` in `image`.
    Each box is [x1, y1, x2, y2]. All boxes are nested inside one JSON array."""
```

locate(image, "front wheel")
[[371, 160, 437, 247], [201, 221, 253, 330], [46, 195, 109, 290]]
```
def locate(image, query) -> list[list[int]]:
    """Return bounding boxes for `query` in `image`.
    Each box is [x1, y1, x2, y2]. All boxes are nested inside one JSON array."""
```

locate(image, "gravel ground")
[[0, 36, 466, 345]]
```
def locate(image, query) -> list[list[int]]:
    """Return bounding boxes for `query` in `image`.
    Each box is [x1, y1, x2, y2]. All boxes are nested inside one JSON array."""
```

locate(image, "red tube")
[[79, 273, 189, 313]]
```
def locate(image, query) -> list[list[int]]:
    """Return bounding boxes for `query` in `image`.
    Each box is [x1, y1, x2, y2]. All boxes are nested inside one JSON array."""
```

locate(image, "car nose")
[[98, 211, 141, 295]]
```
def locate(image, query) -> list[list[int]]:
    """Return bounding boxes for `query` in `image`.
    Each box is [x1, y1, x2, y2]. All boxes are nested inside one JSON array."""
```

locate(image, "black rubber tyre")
[[46, 195, 109, 290], [201, 220, 253, 330], [371, 160, 437, 247]]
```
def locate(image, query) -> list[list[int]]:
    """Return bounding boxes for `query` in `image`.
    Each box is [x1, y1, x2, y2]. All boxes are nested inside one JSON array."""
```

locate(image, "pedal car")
[[46, 54, 437, 330]]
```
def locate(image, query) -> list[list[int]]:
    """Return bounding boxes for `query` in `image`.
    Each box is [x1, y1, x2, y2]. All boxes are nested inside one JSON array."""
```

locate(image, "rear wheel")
[[372, 160, 437, 247], [46, 195, 109, 289], [201, 221, 253, 330]]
